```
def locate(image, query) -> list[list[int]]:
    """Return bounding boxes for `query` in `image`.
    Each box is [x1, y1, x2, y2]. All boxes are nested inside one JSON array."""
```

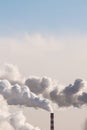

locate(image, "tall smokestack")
[[50, 113, 54, 130]]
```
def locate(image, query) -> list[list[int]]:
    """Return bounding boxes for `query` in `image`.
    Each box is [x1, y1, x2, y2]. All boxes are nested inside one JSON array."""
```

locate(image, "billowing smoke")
[[1, 63, 87, 130], [0, 95, 14, 130], [25, 77, 87, 108], [0, 95, 40, 130], [0, 63, 24, 85], [25, 76, 52, 95], [9, 111, 40, 130], [50, 79, 86, 107], [0, 79, 52, 112], [1, 63, 87, 109], [25, 76, 55, 97]]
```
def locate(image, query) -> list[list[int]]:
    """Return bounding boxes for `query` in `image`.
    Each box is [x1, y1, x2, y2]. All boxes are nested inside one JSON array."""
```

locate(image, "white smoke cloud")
[[9, 111, 40, 130], [0, 79, 52, 112], [25, 76, 87, 108], [25, 76, 55, 95], [1, 63, 87, 109], [0, 95, 14, 130], [0, 63, 24, 85], [0, 95, 41, 130], [1, 63, 87, 130], [0, 64, 53, 112], [0, 95, 9, 118]]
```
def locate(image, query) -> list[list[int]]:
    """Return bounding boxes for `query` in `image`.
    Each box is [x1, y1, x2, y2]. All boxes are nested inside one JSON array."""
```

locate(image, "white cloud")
[[0, 95, 41, 130]]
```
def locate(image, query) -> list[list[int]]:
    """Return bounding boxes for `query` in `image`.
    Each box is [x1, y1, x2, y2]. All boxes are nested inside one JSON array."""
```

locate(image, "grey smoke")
[[63, 79, 84, 95], [0, 79, 53, 112], [78, 92, 87, 105], [25, 77, 87, 108], [1, 63, 87, 130], [0, 63, 87, 109], [50, 79, 85, 107], [25, 76, 52, 95]]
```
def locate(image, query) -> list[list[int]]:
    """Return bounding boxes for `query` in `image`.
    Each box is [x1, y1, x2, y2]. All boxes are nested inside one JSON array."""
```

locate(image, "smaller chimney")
[[50, 113, 54, 130]]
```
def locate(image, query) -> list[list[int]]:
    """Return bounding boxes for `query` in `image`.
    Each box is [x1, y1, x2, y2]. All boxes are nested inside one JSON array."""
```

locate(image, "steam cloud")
[[0, 64, 24, 85], [0, 95, 40, 130], [0, 63, 87, 110], [1, 63, 87, 130], [25, 77, 87, 108], [0, 79, 52, 112]]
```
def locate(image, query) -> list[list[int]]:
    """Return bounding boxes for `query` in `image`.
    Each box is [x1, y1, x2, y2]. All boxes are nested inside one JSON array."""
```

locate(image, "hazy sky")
[[0, 1, 87, 130]]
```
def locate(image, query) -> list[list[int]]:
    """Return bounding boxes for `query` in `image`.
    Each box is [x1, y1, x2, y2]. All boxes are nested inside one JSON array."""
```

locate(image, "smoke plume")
[[25, 77, 87, 108], [0, 63, 24, 85], [0, 79, 52, 112], [1, 63, 87, 130], [9, 111, 40, 130], [0, 95, 40, 130], [0, 63, 87, 109]]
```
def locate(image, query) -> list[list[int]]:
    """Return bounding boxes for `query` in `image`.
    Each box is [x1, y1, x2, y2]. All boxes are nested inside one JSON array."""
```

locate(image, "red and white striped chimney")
[[50, 113, 54, 130]]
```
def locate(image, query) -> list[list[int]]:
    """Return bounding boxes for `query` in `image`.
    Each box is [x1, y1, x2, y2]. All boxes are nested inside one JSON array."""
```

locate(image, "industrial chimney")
[[50, 113, 54, 130]]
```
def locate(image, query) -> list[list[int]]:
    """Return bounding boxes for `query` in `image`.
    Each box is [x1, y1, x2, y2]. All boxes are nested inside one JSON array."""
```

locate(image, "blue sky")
[[0, 0, 87, 35]]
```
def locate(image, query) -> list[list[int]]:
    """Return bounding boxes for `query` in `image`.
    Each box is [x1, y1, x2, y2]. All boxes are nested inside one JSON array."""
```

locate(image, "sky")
[[0, 0, 87, 35], [0, 1, 87, 130]]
